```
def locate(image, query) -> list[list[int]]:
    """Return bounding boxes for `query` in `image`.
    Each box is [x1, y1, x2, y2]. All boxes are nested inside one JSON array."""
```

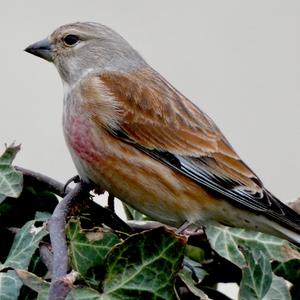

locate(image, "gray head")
[[25, 22, 146, 84]]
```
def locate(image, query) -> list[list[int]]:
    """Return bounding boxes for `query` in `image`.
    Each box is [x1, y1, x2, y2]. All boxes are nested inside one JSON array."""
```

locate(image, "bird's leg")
[[63, 175, 80, 194], [107, 193, 115, 212], [176, 220, 192, 234]]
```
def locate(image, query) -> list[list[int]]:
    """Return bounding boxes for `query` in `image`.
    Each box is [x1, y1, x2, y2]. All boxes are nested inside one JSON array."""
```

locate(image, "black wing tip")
[[263, 190, 300, 232]]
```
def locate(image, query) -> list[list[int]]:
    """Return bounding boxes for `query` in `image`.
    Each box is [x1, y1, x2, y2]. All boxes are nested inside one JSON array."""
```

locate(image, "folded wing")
[[98, 67, 300, 232]]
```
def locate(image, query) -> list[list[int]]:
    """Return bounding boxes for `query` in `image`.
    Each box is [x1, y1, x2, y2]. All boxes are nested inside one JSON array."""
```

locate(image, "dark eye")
[[63, 34, 79, 46]]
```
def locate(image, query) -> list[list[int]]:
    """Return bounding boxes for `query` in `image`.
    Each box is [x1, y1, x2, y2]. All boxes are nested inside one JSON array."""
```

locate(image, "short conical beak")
[[24, 37, 53, 62]]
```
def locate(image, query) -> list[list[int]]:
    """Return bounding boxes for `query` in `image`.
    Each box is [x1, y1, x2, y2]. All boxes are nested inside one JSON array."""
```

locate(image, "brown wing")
[[100, 67, 260, 191], [85, 67, 300, 231]]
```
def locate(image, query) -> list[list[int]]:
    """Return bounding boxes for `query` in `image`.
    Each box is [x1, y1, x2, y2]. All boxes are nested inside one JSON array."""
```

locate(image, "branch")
[[47, 180, 93, 300], [48, 271, 80, 300], [39, 243, 53, 277], [15, 167, 132, 299], [15, 166, 70, 197], [87, 200, 132, 233]]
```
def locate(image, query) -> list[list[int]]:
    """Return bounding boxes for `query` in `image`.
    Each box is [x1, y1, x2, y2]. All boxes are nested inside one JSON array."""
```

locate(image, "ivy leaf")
[[16, 269, 49, 294], [273, 259, 300, 284], [1, 219, 48, 270], [239, 248, 273, 300], [18, 228, 186, 300], [123, 204, 148, 221], [103, 227, 186, 300], [0, 270, 23, 300], [182, 257, 207, 283], [67, 219, 120, 277], [263, 275, 291, 300], [185, 245, 205, 264], [16, 269, 104, 300], [205, 224, 300, 268], [0, 144, 23, 203], [178, 266, 209, 299], [68, 287, 103, 300]]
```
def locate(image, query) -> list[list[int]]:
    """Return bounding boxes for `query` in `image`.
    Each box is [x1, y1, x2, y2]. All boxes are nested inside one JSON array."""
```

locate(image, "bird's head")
[[25, 22, 145, 85]]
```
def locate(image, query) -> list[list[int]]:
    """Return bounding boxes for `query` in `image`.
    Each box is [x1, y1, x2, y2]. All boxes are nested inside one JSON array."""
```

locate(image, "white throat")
[[62, 67, 94, 97]]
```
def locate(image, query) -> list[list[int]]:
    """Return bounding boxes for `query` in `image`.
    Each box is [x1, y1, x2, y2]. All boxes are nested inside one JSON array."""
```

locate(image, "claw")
[[176, 221, 192, 234], [63, 175, 80, 194]]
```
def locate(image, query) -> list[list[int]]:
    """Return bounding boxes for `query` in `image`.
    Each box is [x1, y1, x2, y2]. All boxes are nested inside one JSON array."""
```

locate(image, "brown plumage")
[[25, 22, 300, 244], [100, 68, 260, 190]]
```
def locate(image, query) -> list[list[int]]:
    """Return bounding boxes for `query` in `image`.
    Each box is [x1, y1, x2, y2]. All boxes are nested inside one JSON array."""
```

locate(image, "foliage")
[[1, 145, 300, 299]]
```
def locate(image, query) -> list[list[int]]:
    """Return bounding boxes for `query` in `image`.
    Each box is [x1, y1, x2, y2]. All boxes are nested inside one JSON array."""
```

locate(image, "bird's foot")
[[176, 221, 193, 234], [63, 175, 80, 194], [107, 194, 115, 212]]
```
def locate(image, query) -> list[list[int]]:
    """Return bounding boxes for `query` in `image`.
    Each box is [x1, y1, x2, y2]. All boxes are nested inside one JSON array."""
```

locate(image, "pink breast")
[[64, 116, 99, 164]]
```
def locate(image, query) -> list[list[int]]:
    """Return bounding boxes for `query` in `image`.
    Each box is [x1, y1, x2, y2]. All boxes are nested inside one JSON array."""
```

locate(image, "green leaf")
[[0, 144, 23, 203], [273, 259, 300, 284], [2, 219, 48, 270], [69, 287, 103, 300], [0, 194, 5, 203], [16, 269, 49, 293], [18, 228, 186, 300], [16, 270, 103, 300], [0, 270, 23, 300], [185, 245, 205, 263], [123, 204, 147, 221], [239, 248, 273, 300], [178, 267, 209, 299], [103, 227, 186, 300], [205, 224, 300, 268], [182, 257, 207, 283], [67, 219, 120, 277], [35, 211, 52, 221], [263, 275, 291, 300]]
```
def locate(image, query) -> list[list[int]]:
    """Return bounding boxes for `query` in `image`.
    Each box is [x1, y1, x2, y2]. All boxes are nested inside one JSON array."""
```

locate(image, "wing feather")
[[89, 67, 300, 231]]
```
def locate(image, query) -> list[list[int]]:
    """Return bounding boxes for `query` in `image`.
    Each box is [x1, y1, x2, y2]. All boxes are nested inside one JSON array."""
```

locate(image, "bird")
[[25, 22, 300, 244]]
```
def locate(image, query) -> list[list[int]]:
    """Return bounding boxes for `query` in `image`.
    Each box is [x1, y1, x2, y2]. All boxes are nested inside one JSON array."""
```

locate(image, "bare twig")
[[48, 271, 80, 300], [63, 175, 80, 194], [39, 244, 53, 276], [47, 180, 93, 300], [88, 200, 132, 233], [15, 166, 71, 197]]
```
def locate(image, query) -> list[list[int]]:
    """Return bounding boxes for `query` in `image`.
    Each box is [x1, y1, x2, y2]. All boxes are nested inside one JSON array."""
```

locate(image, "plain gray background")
[[1, 1, 300, 298]]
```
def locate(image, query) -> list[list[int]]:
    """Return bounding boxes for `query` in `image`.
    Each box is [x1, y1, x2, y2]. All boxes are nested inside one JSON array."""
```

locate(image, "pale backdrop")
[[1, 1, 300, 297]]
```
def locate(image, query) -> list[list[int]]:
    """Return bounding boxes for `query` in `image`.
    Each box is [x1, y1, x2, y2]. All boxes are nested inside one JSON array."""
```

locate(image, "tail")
[[270, 222, 300, 246]]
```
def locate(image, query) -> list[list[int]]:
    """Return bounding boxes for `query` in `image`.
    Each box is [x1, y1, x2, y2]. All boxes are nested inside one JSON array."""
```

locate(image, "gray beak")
[[24, 37, 53, 62]]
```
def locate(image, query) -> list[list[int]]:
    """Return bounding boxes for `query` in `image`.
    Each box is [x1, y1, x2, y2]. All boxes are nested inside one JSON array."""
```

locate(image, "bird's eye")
[[63, 34, 79, 46]]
